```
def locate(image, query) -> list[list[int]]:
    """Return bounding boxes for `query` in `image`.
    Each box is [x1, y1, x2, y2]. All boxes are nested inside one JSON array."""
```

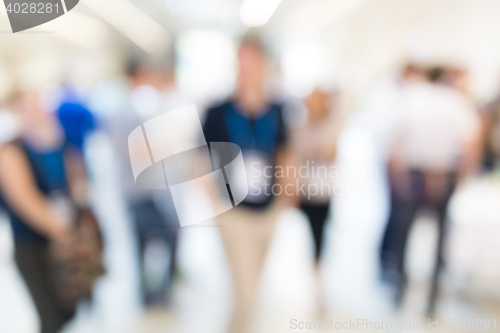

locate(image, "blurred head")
[[10, 90, 62, 141], [126, 56, 173, 89], [236, 36, 268, 93], [402, 63, 425, 83], [13, 90, 49, 123], [305, 89, 331, 120]]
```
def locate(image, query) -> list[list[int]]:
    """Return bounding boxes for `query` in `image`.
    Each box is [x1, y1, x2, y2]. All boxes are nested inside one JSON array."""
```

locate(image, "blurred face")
[[237, 44, 267, 91], [306, 89, 329, 120], [16, 90, 62, 145], [403, 66, 424, 84], [18, 91, 50, 124], [133, 68, 165, 89]]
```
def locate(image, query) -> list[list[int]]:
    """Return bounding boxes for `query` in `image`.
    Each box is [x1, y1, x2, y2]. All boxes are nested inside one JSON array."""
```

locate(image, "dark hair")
[[125, 54, 175, 79], [125, 57, 143, 78], [239, 32, 268, 56], [427, 66, 447, 83]]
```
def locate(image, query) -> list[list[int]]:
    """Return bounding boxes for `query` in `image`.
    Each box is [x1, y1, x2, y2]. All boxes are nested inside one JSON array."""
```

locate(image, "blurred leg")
[[299, 201, 331, 314], [299, 201, 331, 260], [218, 204, 281, 333], [15, 241, 74, 333], [427, 207, 447, 315], [427, 174, 456, 315], [153, 189, 180, 300], [166, 225, 179, 301], [380, 192, 419, 305], [380, 193, 418, 277], [132, 201, 173, 306]]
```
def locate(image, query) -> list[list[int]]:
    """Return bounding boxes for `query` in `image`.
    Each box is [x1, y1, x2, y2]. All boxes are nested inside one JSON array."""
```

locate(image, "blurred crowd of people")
[[0, 35, 499, 333]]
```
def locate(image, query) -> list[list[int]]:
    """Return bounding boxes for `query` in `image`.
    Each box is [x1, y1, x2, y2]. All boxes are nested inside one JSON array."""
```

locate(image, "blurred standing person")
[[110, 57, 181, 306], [290, 89, 345, 312], [0, 91, 91, 333], [481, 80, 500, 171], [203, 36, 291, 333], [380, 67, 481, 314]]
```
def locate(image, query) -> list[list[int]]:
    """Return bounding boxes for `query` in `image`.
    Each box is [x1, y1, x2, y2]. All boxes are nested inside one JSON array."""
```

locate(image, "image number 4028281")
[[3, 0, 79, 33]]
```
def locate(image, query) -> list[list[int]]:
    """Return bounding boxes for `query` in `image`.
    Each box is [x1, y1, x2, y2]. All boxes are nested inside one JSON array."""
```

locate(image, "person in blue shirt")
[[56, 86, 97, 151], [203, 36, 291, 333]]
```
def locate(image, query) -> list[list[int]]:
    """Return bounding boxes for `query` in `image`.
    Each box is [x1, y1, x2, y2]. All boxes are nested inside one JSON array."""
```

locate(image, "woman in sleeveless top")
[[0, 91, 85, 333], [291, 89, 346, 313]]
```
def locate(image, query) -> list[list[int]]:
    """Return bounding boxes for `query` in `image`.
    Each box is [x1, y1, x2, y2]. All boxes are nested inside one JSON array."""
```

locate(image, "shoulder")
[[0, 140, 23, 155], [439, 87, 477, 113], [204, 100, 231, 126], [0, 141, 29, 172], [206, 100, 231, 116], [203, 101, 232, 142]]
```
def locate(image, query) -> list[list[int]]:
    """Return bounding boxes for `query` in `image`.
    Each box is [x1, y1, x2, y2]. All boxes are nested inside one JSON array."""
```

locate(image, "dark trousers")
[[380, 170, 456, 313], [15, 240, 75, 333], [131, 200, 178, 305], [300, 201, 331, 260]]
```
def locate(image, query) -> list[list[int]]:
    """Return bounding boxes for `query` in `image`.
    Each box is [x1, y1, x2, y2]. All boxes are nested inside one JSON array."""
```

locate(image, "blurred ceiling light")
[[406, 30, 435, 60], [43, 11, 109, 49], [285, 0, 369, 34], [84, 0, 170, 54], [240, 0, 282, 27]]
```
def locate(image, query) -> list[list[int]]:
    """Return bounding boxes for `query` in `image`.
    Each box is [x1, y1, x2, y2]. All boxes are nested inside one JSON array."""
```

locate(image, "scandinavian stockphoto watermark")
[[248, 161, 379, 199], [290, 318, 498, 330], [290, 319, 424, 331], [128, 105, 249, 227], [3, 0, 79, 33]]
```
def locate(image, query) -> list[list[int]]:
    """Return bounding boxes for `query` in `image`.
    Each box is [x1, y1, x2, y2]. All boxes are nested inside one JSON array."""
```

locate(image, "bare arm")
[[458, 131, 482, 183], [65, 146, 90, 208], [318, 139, 337, 163], [0, 144, 69, 240], [275, 146, 300, 207], [318, 109, 348, 163], [457, 107, 484, 183]]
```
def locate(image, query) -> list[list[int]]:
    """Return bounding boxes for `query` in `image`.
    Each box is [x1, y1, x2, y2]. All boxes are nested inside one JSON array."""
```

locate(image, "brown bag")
[[47, 208, 106, 311]]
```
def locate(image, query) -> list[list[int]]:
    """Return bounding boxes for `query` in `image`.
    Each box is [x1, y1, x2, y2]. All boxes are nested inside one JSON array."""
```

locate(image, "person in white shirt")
[[380, 67, 481, 314]]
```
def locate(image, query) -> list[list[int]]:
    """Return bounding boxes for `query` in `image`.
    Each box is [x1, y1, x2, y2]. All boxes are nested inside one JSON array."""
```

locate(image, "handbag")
[[47, 207, 106, 311]]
